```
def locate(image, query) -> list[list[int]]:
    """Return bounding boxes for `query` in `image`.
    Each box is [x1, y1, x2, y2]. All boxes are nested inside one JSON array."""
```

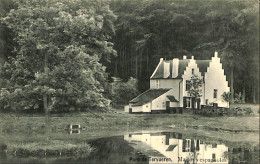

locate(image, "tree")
[[0, 0, 16, 65], [187, 74, 203, 109], [110, 77, 139, 105], [193, 1, 259, 103], [0, 0, 117, 113]]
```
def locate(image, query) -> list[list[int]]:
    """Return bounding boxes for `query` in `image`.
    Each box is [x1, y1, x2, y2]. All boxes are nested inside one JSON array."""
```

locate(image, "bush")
[[110, 77, 139, 105], [7, 140, 92, 157], [197, 106, 254, 117]]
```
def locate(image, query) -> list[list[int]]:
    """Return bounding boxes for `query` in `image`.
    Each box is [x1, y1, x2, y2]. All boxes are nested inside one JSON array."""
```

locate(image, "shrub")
[[197, 106, 253, 117], [110, 77, 139, 105]]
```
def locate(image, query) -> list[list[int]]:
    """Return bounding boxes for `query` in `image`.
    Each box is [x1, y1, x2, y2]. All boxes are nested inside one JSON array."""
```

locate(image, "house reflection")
[[124, 132, 228, 164]]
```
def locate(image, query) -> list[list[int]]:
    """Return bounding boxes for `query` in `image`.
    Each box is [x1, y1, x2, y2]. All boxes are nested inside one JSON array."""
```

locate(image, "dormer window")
[[156, 80, 159, 88], [192, 69, 194, 74]]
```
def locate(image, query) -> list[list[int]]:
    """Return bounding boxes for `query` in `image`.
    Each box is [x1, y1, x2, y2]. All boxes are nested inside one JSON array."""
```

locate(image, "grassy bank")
[[0, 104, 259, 157], [0, 140, 92, 157]]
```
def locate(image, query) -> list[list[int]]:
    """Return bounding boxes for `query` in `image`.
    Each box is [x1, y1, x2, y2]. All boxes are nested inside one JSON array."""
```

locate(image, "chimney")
[[214, 51, 218, 57], [163, 62, 170, 78], [191, 56, 194, 60], [172, 58, 179, 78], [160, 58, 163, 62], [183, 55, 187, 59]]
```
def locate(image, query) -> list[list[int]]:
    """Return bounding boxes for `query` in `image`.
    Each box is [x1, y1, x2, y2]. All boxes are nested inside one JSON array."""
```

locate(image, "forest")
[[0, 0, 259, 112]]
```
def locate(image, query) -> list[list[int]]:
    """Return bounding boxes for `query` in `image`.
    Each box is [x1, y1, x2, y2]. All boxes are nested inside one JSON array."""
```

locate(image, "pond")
[[0, 131, 259, 164]]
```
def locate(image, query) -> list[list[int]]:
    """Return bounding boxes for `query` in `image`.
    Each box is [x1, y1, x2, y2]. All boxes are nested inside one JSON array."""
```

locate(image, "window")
[[186, 80, 190, 91], [213, 89, 218, 98], [212, 153, 216, 161], [184, 97, 192, 108], [156, 80, 159, 88], [192, 68, 194, 74]]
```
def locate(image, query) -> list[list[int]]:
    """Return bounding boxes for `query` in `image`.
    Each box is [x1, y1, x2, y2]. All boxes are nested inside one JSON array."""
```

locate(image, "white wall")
[[150, 79, 181, 89], [131, 105, 143, 113], [124, 105, 129, 113], [130, 103, 151, 113], [182, 59, 205, 106], [142, 103, 151, 112], [170, 102, 178, 107], [204, 56, 230, 108], [182, 59, 202, 96], [179, 81, 183, 107], [151, 89, 175, 110]]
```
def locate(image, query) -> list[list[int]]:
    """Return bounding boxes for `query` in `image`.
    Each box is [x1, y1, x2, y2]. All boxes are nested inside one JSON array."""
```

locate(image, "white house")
[[124, 132, 229, 164], [125, 51, 230, 113]]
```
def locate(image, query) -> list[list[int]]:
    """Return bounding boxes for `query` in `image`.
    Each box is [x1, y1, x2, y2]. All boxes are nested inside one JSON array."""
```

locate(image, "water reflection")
[[124, 132, 228, 164], [0, 131, 259, 164], [68, 129, 80, 134]]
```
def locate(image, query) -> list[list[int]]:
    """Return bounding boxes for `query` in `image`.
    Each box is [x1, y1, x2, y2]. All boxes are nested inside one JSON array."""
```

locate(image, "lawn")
[[0, 103, 259, 156]]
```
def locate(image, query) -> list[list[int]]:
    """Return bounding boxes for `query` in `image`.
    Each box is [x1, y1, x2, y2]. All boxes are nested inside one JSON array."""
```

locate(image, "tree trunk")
[[139, 51, 142, 79], [44, 52, 49, 124], [43, 94, 49, 123], [146, 48, 149, 74], [135, 55, 138, 78], [122, 47, 125, 77], [242, 83, 245, 103], [44, 51, 50, 137], [230, 66, 234, 103], [253, 80, 256, 103], [130, 49, 132, 77], [114, 59, 118, 77]]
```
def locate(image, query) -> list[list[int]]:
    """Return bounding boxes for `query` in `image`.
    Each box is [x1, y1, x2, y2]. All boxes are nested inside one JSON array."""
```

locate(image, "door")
[[183, 97, 187, 108], [192, 97, 195, 109], [166, 101, 170, 113]]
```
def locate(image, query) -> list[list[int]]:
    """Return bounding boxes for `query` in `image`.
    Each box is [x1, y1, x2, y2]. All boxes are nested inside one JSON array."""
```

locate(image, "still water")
[[0, 131, 259, 164]]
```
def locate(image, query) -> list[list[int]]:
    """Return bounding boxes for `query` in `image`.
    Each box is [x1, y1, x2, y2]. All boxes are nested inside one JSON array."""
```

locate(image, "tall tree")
[[0, 0, 16, 64], [0, 0, 117, 112], [110, 0, 259, 103]]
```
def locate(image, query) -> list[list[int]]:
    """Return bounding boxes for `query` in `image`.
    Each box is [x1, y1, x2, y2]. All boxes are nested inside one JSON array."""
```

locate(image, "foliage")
[[110, 77, 139, 105], [234, 92, 243, 104], [0, 0, 116, 112], [187, 74, 203, 100], [109, 0, 259, 102], [0, 0, 16, 64], [221, 92, 231, 102], [222, 92, 245, 104], [0, 0, 259, 113], [197, 106, 254, 117]]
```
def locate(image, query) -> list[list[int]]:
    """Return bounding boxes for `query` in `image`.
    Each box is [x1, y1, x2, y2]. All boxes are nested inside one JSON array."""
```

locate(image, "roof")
[[178, 60, 190, 78], [152, 59, 190, 79], [151, 59, 211, 79], [128, 141, 165, 157], [196, 60, 211, 76], [166, 145, 178, 151], [130, 88, 171, 106], [167, 96, 178, 102]]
